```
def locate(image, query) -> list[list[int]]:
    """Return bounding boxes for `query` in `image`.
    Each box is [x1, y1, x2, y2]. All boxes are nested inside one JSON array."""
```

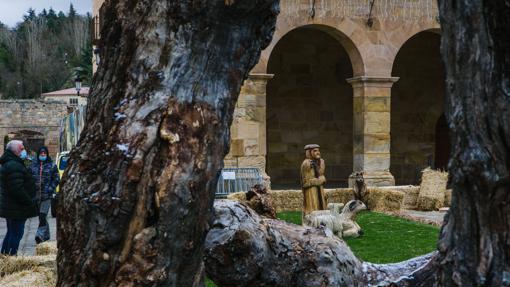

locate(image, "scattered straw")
[[0, 255, 56, 275], [0, 267, 56, 287], [0, 254, 56, 287], [226, 192, 246, 202], [36, 241, 58, 256]]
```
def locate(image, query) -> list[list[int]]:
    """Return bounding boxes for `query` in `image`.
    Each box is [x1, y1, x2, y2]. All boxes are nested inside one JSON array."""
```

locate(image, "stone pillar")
[[224, 73, 273, 181], [347, 76, 399, 187]]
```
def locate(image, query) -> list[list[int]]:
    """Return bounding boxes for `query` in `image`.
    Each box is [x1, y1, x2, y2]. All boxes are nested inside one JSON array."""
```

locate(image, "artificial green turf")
[[277, 211, 440, 264], [205, 278, 216, 287], [206, 211, 439, 286]]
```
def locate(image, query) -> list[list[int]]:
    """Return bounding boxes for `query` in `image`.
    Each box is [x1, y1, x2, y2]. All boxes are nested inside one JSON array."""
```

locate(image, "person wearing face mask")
[[29, 146, 59, 244], [0, 140, 38, 255]]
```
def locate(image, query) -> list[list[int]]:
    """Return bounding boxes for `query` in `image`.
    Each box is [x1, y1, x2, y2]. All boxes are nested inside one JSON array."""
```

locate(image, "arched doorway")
[[390, 31, 447, 185], [266, 26, 354, 188]]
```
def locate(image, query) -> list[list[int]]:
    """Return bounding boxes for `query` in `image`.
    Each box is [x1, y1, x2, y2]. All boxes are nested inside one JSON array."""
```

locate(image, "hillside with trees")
[[0, 4, 91, 99]]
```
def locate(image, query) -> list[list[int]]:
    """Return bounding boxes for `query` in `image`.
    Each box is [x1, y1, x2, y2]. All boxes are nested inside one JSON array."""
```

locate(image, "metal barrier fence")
[[215, 168, 264, 197]]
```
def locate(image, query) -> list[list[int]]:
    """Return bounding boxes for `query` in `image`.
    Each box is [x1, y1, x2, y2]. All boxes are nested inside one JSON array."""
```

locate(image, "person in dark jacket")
[[0, 140, 38, 255], [29, 146, 59, 244]]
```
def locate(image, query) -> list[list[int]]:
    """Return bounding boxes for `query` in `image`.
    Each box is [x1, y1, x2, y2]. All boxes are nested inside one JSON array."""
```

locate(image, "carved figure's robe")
[[301, 158, 326, 216]]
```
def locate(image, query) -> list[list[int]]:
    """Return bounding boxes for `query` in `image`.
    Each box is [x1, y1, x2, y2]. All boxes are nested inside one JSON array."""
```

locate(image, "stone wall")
[[391, 32, 445, 185], [0, 100, 68, 156], [266, 27, 353, 188], [92, 0, 444, 187], [224, 74, 271, 178]]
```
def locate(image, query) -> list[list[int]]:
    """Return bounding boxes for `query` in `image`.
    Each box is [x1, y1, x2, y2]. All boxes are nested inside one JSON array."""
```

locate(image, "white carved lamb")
[[303, 200, 367, 238]]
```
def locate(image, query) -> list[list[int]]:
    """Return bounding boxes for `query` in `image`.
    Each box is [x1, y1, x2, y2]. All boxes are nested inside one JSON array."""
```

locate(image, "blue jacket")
[[29, 158, 59, 201]]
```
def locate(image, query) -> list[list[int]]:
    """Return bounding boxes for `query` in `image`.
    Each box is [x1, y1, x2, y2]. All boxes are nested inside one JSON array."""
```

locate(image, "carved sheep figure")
[[303, 200, 367, 238]]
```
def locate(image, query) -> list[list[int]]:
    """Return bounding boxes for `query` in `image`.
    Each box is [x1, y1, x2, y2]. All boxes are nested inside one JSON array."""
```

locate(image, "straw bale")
[[36, 241, 58, 256], [227, 190, 303, 212], [417, 168, 449, 211], [325, 188, 354, 205], [268, 190, 302, 212], [377, 186, 421, 210], [365, 188, 405, 212], [444, 189, 452, 207]]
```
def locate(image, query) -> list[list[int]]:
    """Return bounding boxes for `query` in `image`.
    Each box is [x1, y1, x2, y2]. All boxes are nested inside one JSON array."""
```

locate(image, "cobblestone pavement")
[[0, 216, 57, 256], [395, 210, 448, 226]]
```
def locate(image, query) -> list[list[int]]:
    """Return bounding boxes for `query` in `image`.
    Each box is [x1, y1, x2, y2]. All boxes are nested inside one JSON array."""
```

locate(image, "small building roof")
[[42, 87, 90, 97]]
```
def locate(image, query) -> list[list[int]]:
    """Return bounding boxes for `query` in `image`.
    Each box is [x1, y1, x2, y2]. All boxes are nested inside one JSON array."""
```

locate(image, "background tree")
[[0, 5, 91, 99], [56, 0, 279, 286]]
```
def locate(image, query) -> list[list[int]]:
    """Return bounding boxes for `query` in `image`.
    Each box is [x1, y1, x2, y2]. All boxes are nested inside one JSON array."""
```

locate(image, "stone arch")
[[390, 30, 445, 184], [264, 24, 365, 77], [266, 25, 355, 188]]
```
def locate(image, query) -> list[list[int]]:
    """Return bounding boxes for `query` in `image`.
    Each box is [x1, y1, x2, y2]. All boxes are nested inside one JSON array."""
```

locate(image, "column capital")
[[346, 76, 399, 88], [248, 73, 274, 80]]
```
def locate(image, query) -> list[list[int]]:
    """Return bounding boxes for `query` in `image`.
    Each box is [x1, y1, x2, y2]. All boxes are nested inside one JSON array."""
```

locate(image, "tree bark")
[[56, 1, 278, 286], [435, 1, 510, 285], [395, 1, 510, 286], [205, 200, 435, 287]]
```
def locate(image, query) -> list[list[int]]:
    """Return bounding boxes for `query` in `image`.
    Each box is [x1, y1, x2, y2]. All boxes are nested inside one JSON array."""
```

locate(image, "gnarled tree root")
[[205, 200, 436, 287]]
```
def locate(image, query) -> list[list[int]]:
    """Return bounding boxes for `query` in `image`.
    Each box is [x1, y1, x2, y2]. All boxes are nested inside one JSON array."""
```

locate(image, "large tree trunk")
[[393, 1, 510, 286], [434, 1, 510, 285], [56, 1, 278, 286]]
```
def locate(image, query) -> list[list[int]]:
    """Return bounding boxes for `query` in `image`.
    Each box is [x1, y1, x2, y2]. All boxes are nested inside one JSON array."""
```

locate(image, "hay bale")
[[36, 241, 58, 256], [228, 190, 303, 212], [325, 188, 354, 205], [444, 189, 452, 207], [417, 168, 449, 211], [269, 190, 302, 212], [365, 188, 405, 212], [378, 186, 420, 210]]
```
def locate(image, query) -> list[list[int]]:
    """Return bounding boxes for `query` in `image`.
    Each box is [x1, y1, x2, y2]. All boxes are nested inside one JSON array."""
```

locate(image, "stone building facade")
[[92, 0, 445, 187], [0, 100, 68, 156]]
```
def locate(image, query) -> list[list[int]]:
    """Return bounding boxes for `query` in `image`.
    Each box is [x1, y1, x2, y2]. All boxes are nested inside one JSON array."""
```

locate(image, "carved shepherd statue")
[[301, 144, 327, 217]]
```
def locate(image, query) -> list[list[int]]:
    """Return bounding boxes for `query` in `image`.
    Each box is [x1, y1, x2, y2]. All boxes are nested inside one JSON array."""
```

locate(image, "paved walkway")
[[393, 209, 447, 226], [0, 216, 57, 256]]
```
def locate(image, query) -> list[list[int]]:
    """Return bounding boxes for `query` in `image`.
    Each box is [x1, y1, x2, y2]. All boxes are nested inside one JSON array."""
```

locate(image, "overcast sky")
[[0, 0, 91, 27]]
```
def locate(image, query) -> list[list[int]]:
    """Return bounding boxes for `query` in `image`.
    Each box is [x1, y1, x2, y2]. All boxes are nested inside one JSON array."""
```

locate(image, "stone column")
[[347, 76, 399, 187], [224, 73, 273, 181]]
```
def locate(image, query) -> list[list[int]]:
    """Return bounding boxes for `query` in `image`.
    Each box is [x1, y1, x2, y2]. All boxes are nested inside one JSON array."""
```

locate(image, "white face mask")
[[19, 150, 28, 159]]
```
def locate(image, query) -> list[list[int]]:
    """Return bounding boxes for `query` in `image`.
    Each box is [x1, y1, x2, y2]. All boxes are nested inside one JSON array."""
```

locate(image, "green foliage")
[[0, 7, 91, 99]]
